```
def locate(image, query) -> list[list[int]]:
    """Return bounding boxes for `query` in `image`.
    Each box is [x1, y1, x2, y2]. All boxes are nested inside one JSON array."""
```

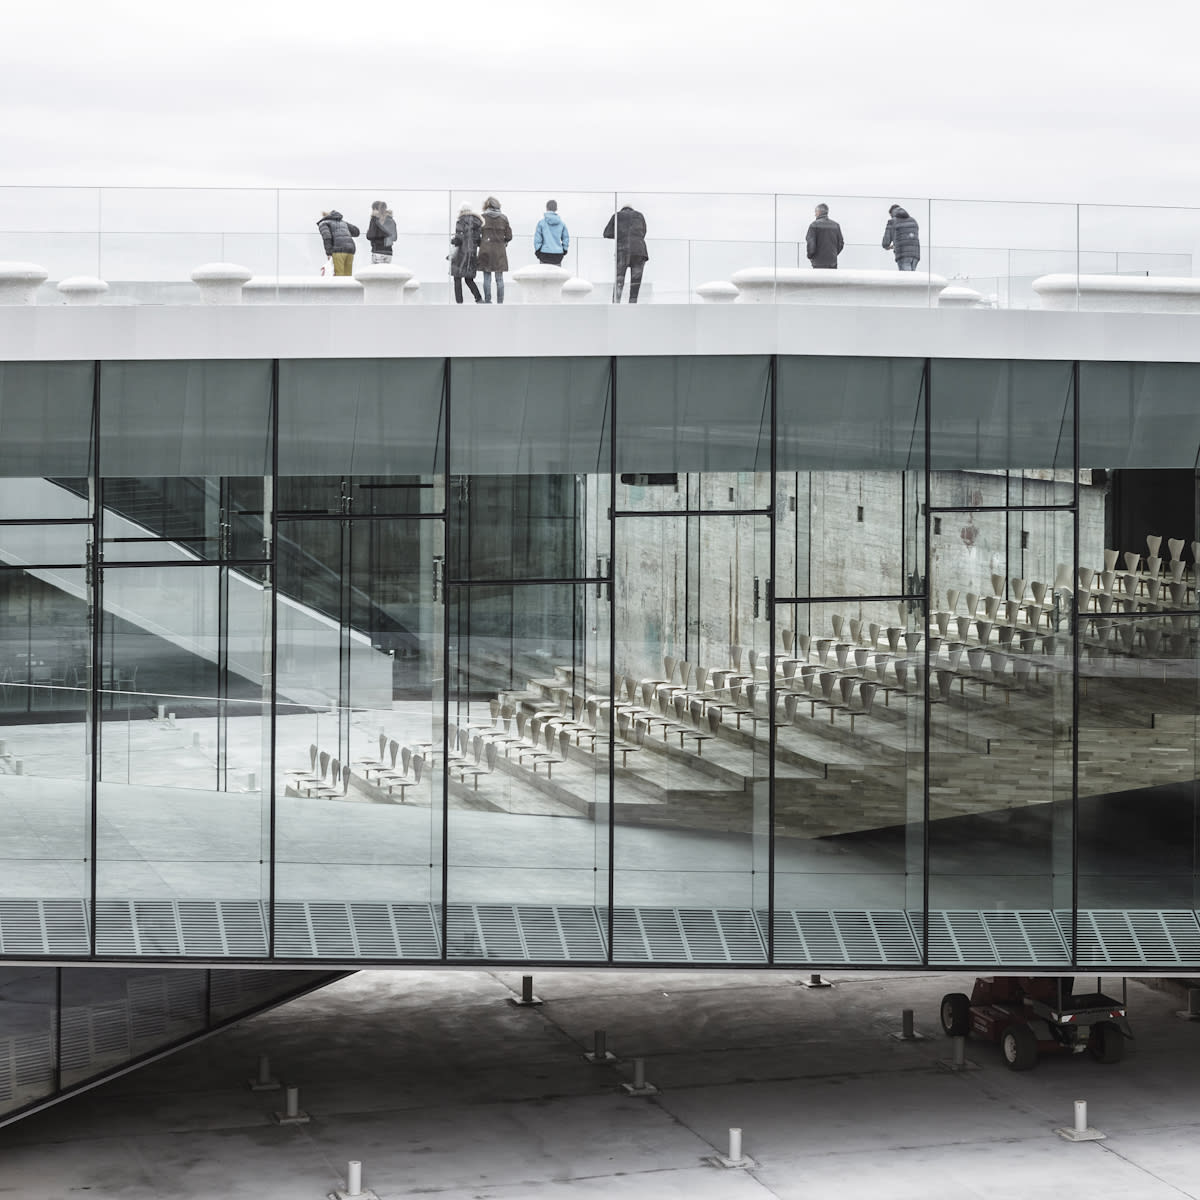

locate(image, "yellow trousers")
[[332, 253, 354, 277]]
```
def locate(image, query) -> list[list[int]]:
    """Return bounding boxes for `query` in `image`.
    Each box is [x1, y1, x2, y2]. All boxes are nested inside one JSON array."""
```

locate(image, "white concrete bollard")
[[285, 1086, 300, 1118], [190, 262, 252, 305], [1074, 1100, 1088, 1134], [256, 1054, 271, 1085], [57, 276, 109, 305], [509, 974, 542, 1006], [633, 1058, 646, 1089], [952, 1035, 966, 1067], [0, 262, 49, 305], [561, 277, 594, 303], [247, 772, 257, 791], [354, 264, 414, 304], [1056, 1097, 1105, 1141], [167, 712, 176, 727], [347, 1160, 362, 1197], [157, 704, 165, 722], [696, 281, 739, 304], [938, 285, 984, 308], [511, 264, 570, 304]]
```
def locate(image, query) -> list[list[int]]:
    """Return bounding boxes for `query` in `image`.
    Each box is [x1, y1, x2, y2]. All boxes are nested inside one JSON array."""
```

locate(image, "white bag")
[[321, 256, 334, 276]]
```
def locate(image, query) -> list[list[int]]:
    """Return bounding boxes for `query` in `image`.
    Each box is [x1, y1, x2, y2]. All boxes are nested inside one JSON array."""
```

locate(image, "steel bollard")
[[346, 1160, 362, 1197]]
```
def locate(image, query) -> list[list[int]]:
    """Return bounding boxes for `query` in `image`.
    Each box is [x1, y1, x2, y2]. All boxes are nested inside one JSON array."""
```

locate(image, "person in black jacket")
[[449, 204, 483, 303], [317, 210, 360, 276], [882, 204, 921, 270], [603, 206, 649, 303], [805, 204, 843, 269], [366, 200, 398, 264]]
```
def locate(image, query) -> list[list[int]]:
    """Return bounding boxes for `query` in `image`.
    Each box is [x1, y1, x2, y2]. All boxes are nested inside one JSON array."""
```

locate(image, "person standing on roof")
[[317, 209, 360, 276], [366, 200, 398, 264], [805, 203, 843, 269], [882, 204, 921, 271], [449, 203, 484, 304], [534, 199, 569, 265], [478, 197, 512, 303], [603, 205, 649, 303]]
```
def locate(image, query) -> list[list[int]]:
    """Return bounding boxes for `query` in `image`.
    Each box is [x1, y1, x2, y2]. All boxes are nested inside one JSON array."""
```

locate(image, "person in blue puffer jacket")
[[533, 200, 570, 265]]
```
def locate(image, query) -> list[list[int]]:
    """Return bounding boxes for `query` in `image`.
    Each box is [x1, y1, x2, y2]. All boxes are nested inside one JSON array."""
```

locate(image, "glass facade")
[[1, 354, 1199, 969], [0, 964, 339, 1123]]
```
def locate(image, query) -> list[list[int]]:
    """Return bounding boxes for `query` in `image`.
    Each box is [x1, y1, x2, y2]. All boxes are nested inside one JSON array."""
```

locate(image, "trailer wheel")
[[1089, 1021, 1125, 1064], [940, 992, 970, 1037], [1001, 1024, 1038, 1071]]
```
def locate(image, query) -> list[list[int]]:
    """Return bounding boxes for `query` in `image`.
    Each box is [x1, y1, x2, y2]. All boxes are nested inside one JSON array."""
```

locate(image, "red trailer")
[[939, 976, 1132, 1070]]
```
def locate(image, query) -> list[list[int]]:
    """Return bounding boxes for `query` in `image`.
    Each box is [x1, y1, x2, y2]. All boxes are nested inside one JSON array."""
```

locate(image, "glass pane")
[[59, 967, 208, 1088], [100, 361, 271, 558], [0, 362, 94, 484], [278, 358, 445, 516], [615, 356, 770, 510], [612, 515, 768, 958], [95, 564, 270, 944], [0, 967, 57, 1116], [274, 518, 443, 950], [446, 582, 608, 956], [0, 567, 90, 908]]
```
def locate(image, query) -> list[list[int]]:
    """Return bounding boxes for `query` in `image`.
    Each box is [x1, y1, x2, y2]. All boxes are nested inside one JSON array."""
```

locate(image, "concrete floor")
[[1, 969, 1199, 1198]]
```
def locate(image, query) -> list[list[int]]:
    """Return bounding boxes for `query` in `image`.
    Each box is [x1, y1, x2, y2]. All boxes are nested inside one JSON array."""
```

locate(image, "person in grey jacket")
[[882, 204, 921, 271], [805, 204, 844, 269], [317, 210, 360, 276]]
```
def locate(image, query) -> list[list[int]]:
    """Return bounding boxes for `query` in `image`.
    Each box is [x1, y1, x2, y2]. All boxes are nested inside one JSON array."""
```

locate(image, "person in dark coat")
[[882, 204, 921, 270], [449, 204, 483, 303], [603, 205, 649, 303], [805, 203, 843, 269], [478, 197, 512, 303], [317, 210, 361, 276], [366, 200, 398, 264]]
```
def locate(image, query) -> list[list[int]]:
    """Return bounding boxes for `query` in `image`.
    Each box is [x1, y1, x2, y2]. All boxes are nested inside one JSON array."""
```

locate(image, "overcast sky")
[[2, 0, 1196, 208]]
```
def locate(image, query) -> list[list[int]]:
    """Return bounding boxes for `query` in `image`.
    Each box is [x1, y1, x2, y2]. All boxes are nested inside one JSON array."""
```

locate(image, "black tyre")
[[1001, 1024, 1039, 1071], [1089, 1021, 1125, 1064], [940, 992, 971, 1037]]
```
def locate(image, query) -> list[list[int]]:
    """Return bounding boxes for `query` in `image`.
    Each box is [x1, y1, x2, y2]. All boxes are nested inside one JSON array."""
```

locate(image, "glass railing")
[[1, 186, 1197, 309]]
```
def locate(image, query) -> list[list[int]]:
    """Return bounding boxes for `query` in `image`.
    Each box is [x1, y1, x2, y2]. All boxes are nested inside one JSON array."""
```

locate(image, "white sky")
[[1, 0, 1196, 207]]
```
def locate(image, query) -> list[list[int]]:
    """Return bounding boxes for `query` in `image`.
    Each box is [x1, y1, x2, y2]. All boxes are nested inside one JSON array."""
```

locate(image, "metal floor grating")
[[924, 910, 1070, 967], [6, 900, 1200, 966]]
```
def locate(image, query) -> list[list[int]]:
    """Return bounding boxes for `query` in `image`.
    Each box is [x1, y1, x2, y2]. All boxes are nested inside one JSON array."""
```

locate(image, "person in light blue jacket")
[[533, 200, 570, 265]]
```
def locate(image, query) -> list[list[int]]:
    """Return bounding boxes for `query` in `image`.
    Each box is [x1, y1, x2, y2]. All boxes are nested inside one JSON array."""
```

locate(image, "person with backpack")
[[882, 204, 921, 271], [366, 200, 398, 264]]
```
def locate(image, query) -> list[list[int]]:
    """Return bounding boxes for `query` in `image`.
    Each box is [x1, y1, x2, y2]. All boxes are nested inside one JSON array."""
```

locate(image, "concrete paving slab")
[[2, 969, 1200, 1198]]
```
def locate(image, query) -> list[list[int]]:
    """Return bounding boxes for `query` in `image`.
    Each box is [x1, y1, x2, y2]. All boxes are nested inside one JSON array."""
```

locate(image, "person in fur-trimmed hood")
[[478, 197, 512, 303], [449, 204, 483, 303], [366, 200, 398, 264]]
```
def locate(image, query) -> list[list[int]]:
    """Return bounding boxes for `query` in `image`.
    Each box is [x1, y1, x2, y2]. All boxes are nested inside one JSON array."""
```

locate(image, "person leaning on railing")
[[317, 209, 360, 276]]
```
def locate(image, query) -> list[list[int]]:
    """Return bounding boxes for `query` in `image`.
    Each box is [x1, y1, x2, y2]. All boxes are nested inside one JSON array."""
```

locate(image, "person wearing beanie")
[[366, 200, 398, 264], [533, 199, 570, 266], [449, 203, 483, 303], [805, 203, 843, 269], [882, 203, 921, 271], [478, 197, 513, 302]]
